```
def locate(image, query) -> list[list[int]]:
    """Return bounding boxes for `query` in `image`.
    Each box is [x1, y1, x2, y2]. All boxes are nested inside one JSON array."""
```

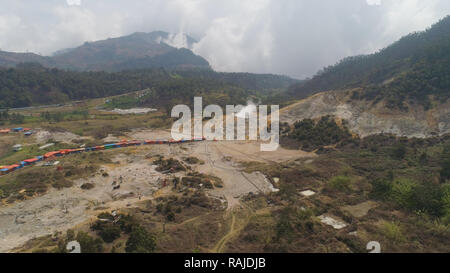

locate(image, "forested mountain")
[[0, 65, 296, 109], [0, 51, 52, 68], [0, 32, 210, 72], [171, 70, 298, 91], [289, 15, 450, 109]]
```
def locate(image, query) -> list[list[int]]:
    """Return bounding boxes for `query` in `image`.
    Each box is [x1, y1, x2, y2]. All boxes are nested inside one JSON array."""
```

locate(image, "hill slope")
[[0, 65, 297, 109], [289, 15, 450, 109], [280, 89, 450, 138], [283, 16, 449, 138], [0, 31, 210, 72]]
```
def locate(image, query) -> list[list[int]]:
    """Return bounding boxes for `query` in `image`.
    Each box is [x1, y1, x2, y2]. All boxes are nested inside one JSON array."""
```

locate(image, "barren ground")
[[0, 128, 312, 252]]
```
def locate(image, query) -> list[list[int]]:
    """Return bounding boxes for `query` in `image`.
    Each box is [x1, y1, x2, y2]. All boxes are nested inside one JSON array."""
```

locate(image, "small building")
[[23, 158, 39, 165], [13, 144, 22, 152], [0, 129, 10, 134], [12, 128, 23, 132], [104, 144, 117, 149], [72, 148, 85, 153], [0, 168, 8, 175], [24, 131, 33, 136], [3, 164, 20, 174], [128, 141, 141, 146], [44, 151, 61, 159]]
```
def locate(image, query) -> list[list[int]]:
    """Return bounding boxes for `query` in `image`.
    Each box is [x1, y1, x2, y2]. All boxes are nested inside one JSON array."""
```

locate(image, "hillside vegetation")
[[289, 15, 450, 110], [0, 65, 296, 110]]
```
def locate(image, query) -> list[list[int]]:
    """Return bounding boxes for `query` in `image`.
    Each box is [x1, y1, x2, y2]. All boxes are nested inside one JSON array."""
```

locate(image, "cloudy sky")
[[0, 0, 449, 78]]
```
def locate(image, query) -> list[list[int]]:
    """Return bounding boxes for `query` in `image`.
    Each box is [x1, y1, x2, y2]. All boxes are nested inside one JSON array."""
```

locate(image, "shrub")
[[391, 179, 416, 209], [81, 183, 95, 190], [75, 231, 103, 253], [183, 157, 204, 164], [66, 229, 75, 241], [440, 145, 450, 181], [166, 211, 175, 222], [288, 116, 352, 151], [125, 226, 156, 253], [440, 184, 450, 224], [381, 222, 405, 243], [118, 214, 140, 234], [328, 175, 352, 192], [276, 208, 294, 240], [410, 182, 445, 216], [97, 212, 114, 221], [370, 178, 393, 200], [277, 183, 296, 202], [391, 144, 407, 160], [52, 179, 73, 189], [98, 224, 121, 243]]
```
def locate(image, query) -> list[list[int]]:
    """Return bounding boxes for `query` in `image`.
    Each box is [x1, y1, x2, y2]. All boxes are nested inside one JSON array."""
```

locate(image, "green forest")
[[289, 15, 450, 109], [0, 65, 296, 109]]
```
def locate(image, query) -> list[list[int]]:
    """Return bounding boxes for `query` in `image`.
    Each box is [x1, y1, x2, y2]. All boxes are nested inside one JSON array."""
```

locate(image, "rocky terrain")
[[280, 89, 450, 138]]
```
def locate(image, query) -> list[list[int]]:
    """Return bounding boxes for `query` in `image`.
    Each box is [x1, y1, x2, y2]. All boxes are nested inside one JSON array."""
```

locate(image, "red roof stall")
[[44, 151, 61, 159], [23, 158, 39, 165], [59, 149, 79, 155], [2, 164, 20, 174]]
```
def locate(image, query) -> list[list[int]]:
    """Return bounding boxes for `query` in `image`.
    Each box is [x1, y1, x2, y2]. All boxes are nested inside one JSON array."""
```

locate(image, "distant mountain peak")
[[0, 31, 209, 72]]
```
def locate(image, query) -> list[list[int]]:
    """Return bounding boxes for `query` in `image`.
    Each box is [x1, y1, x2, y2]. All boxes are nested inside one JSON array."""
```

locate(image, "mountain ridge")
[[289, 15, 450, 109], [282, 15, 450, 138], [0, 31, 210, 72]]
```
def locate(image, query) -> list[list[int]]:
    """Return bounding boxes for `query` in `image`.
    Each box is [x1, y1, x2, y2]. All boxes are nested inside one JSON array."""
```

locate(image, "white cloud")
[[66, 0, 81, 6], [161, 33, 191, 49], [0, 0, 449, 78], [366, 0, 381, 6]]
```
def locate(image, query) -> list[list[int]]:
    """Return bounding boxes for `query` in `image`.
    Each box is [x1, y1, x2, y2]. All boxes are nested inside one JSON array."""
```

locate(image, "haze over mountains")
[[0, 31, 210, 72]]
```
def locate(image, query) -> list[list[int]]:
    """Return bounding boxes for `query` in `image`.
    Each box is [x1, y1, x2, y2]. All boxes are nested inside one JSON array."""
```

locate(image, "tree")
[[440, 144, 450, 182], [75, 231, 103, 253], [391, 143, 407, 160], [391, 179, 416, 209], [125, 226, 156, 253], [98, 224, 121, 243], [370, 178, 393, 200]]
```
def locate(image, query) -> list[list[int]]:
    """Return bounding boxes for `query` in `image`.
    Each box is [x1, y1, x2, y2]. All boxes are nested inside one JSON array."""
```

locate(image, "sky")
[[0, 0, 449, 78]]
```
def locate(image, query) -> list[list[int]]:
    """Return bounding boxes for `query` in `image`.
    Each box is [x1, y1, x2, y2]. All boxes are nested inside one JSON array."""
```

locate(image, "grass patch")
[[380, 221, 406, 243]]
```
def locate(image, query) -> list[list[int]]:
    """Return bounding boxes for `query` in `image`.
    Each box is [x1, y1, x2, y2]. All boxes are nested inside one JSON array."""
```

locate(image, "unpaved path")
[[211, 205, 265, 253], [197, 142, 277, 209], [212, 211, 238, 253]]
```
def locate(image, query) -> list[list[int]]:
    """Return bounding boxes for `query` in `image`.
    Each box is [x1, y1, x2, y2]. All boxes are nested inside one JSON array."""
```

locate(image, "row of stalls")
[[0, 128, 33, 136], [0, 156, 44, 175], [0, 137, 206, 176]]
